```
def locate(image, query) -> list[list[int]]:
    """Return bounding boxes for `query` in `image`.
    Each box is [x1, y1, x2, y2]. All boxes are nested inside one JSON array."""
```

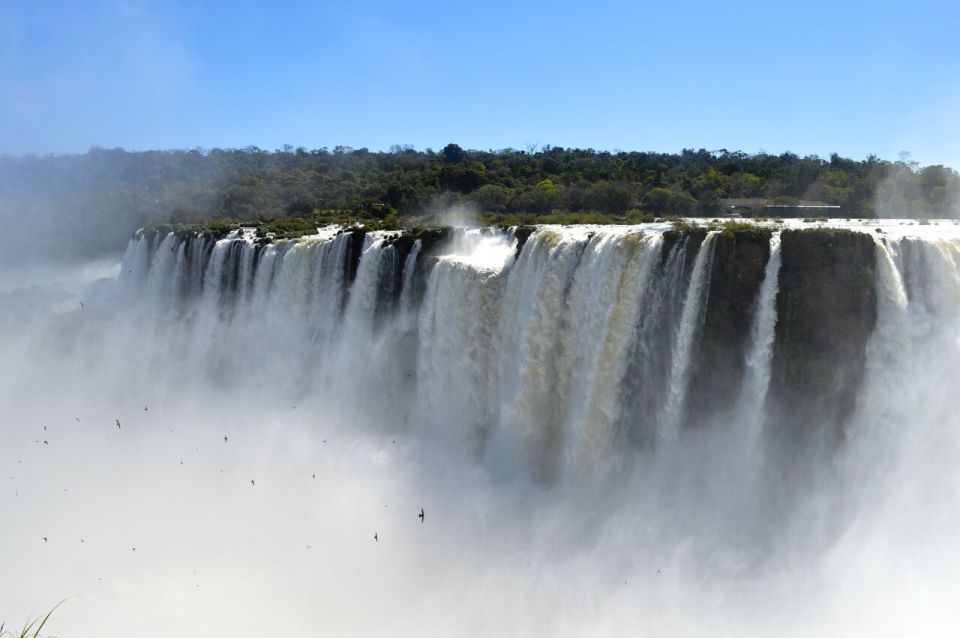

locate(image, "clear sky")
[[2, 0, 960, 166]]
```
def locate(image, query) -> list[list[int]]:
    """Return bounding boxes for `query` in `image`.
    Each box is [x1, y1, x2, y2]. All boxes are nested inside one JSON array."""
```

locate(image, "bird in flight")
[[144, 406, 148, 412], [373, 533, 378, 542], [42, 537, 47, 543], [419, 508, 425, 523], [223, 435, 228, 443], [79, 301, 84, 308], [250, 479, 255, 486], [116, 419, 121, 429]]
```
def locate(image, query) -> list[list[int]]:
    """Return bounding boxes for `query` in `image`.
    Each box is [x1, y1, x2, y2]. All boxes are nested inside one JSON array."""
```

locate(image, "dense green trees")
[[1, 144, 958, 263]]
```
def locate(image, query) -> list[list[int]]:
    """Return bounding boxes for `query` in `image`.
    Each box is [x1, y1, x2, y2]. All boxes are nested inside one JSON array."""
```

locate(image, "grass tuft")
[[2, 600, 66, 638]]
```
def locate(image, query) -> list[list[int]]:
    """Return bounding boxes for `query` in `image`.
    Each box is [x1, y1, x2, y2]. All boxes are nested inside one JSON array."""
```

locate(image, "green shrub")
[[720, 220, 758, 237]]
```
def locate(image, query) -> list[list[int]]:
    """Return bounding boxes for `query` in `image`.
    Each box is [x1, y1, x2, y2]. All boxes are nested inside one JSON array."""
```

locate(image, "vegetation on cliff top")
[[5, 145, 956, 262], [4, 145, 958, 229], [146, 210, 910, 245]]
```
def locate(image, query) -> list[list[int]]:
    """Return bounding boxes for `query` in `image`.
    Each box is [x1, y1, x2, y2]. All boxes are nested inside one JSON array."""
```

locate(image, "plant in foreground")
[[0, 600, 65, 638]]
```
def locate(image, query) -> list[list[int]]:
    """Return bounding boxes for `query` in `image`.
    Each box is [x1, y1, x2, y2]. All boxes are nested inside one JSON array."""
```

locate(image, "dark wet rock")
[[687, 230, 772, 425], [767, 229, 877, 448], [512, 226, 536, 259]]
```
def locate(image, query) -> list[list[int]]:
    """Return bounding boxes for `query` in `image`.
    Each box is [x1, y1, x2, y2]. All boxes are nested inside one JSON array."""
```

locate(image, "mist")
[[2, 219, 959, 636], [873, 159, 960, 219]]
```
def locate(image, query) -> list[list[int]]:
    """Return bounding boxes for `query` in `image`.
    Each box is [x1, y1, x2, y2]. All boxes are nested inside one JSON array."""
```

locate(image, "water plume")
[[2, 220, 960, 636]]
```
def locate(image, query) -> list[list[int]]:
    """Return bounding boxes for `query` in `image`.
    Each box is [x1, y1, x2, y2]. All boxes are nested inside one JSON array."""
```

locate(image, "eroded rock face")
[[343, 227, 368, 287], [512, 226, 536, 258], [132, 224, 881, 454], [767, 229, 877, 449], [687, 230, 772, 425]]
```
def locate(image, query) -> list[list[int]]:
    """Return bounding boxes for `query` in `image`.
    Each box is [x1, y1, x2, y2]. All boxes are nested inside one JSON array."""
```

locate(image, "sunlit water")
[[2, 219, 959, 636]]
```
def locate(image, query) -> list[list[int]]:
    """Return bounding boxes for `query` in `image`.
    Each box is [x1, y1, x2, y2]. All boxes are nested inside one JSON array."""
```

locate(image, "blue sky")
[[3, 0, 960, 166]]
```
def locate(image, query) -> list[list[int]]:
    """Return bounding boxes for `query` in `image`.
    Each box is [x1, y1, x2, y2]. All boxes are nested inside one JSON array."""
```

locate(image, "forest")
[[1, 144, 957, 262]]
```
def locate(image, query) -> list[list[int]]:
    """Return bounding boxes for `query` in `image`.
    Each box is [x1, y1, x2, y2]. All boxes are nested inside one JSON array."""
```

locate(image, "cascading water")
[[398, 239, 422, 329], [659, 230, 718, 440], [736, 231, 782, 447], [5, 219, 960, 637], [100, 222, 960, 466]]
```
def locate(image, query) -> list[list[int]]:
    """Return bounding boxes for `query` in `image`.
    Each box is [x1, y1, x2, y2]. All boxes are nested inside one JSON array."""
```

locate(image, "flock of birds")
[[20, 405, 426, 551]]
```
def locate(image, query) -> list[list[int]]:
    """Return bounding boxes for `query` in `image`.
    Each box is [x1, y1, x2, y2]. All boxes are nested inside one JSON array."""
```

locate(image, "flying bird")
[[42, 537, 47, 543], [373, 533, 378, 542], [116, 419, 121, 429], [223, 435, 228, 443], [250, 479, 255, 486], [419, 508, 424, 523], [144, 406, 148, 412], [79, 301, 84, 308]]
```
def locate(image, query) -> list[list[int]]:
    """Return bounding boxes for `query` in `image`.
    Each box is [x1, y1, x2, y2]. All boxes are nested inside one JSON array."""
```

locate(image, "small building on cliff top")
[[720, 198, 842, 218]]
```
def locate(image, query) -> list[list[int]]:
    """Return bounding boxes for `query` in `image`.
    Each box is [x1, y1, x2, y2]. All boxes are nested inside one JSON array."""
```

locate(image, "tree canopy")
[[1, 144, 957, 263]]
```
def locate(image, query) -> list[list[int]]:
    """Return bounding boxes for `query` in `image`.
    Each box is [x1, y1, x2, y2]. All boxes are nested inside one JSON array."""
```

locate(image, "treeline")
[[0, 144, 957, 263]]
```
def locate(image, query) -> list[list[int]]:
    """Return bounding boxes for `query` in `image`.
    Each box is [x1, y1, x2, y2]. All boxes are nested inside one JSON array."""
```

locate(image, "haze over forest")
[[1, 144, 957, 266], [6, 0, 960, 635]]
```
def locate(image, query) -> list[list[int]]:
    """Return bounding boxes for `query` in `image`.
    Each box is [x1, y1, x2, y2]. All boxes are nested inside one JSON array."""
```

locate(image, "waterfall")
[[559, 231, 662, 474], [120, 233, 152, 293], [398, 239, 422, 329], [736, 231, 782, 444], [144, 233, 180, 302], [415, 233, 513, 449], [113, 223, 960, 481], [236, 239, 257, 306], [659, 230, 719, 441], [494, 228, 589, 473], [13, 221, 960, 638], [307, 232, 352, 343], [341, 236, 388, 341]]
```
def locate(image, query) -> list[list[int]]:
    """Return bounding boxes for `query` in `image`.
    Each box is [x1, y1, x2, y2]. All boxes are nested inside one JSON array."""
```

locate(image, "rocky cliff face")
[[410, 226, 872, 447], [767, 229, 877, 451], [687, 230, 773, 425], [129, 223, 882, 453]]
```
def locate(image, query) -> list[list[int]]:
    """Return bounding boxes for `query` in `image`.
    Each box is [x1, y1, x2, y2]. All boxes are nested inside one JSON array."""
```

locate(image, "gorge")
[[2, 219, 959, 636]]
